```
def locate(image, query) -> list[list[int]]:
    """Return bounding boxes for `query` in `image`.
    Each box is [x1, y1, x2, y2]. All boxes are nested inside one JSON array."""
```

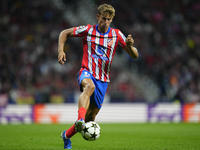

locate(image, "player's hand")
[[58, 51, 66, 65], [125, 34, 134, 47]]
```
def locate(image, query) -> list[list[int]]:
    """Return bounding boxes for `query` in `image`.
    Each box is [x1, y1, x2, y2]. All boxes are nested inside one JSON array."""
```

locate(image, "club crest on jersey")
[[107, 39, 113, 46], [76, 26, 88, 34]]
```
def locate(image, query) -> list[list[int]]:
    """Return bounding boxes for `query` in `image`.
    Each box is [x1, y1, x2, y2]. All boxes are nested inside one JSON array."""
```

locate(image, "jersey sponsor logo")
[[92, 46, 109, 61], [76, 26, 88, 34]]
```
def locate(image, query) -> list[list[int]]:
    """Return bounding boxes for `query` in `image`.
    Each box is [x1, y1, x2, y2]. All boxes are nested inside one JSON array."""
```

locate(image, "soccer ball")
[[81, 121, 101, 141]]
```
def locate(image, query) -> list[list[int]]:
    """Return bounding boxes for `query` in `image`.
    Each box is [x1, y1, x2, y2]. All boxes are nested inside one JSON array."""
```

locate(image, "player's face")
[[97, 14, 113, 33]]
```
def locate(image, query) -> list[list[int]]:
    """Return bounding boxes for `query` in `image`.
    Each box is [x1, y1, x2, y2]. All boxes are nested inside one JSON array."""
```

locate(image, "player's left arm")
[[123, 34, 139, 59]]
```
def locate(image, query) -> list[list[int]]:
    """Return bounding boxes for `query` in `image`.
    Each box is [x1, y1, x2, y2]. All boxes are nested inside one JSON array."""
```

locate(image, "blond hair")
[[97, 4, 115, 18]]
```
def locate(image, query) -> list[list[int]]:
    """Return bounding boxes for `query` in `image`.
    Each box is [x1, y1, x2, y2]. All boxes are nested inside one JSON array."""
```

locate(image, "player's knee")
[[86, 83, 95, 93]]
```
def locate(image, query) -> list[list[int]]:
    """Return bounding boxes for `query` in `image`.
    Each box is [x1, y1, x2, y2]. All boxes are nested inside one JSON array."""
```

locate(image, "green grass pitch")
[[0, 123, 200, 150]]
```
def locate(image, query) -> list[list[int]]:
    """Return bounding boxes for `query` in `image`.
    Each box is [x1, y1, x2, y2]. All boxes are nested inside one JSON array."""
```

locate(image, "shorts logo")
[[84, 72, 90, 77]]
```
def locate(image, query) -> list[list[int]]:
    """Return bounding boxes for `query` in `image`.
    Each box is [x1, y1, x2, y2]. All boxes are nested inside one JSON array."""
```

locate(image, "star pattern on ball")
[[91, 132, 96, 139], [91, 123, 97, 128], [83, 127, 89, 133]]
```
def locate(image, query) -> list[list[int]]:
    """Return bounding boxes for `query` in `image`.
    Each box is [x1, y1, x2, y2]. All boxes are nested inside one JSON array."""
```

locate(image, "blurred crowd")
[[0, 0, 199, 104], [96, 0, 200, 103], [0, 0, 78, 104]]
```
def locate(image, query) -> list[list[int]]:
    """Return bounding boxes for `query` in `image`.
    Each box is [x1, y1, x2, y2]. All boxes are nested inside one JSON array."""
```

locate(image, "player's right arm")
[[58, 27, 75, 65]]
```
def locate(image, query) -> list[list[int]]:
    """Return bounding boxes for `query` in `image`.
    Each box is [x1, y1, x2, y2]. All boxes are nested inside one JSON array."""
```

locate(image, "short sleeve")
[[117, 30, 126, 48], [73, 24, 91, 37]]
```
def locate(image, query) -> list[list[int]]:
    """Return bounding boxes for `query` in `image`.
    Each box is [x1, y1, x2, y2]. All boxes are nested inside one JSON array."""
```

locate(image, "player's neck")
[[97, 25, 110, 34], [100, 29, 107, 34]]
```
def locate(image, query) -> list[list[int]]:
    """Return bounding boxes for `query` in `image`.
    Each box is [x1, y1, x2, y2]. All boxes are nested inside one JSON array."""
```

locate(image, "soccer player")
[[58, 4, 138, 149]]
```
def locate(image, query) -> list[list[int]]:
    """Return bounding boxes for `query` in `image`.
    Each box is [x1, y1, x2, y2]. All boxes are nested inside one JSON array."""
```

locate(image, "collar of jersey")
[[96, 24, 110, 35]]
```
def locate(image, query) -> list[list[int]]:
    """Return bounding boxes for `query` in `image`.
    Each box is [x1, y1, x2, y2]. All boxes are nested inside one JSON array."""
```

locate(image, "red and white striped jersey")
[[74, 24, 127, 82]]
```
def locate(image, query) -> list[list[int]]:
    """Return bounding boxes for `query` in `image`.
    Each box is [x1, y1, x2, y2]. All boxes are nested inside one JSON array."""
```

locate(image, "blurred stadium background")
[[0, 0, 200, 124]]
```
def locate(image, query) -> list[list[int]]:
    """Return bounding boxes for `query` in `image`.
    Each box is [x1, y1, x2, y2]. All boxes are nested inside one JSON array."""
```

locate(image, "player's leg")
[[84, 77, 108, 122], [76, 70, 95, 120], [85, 104, 100, 122], [75, 78, 95, 132], [78, 78, 95, 110], [65, 78, 95, 136], [61, 73, 95, 149]]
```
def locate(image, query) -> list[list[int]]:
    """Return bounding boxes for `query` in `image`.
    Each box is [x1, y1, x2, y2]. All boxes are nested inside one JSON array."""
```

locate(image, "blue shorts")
[[77, 70, 108, 109]]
